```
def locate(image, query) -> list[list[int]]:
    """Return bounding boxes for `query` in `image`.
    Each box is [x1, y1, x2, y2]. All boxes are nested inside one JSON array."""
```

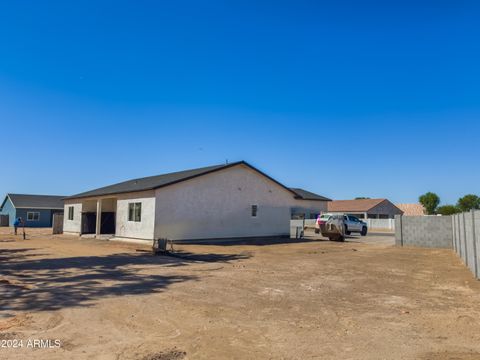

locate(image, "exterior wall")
[[115, 190, 155, 240], [452, 211, 480, 279], [63, 201, 83, 234], [395, 215, 453, 248], [368, 200, 403, 218], [15, 208, 56, 227], [0, 197, 16, 226], [154, 164, 294, 241], [63, 191, 155, 239]]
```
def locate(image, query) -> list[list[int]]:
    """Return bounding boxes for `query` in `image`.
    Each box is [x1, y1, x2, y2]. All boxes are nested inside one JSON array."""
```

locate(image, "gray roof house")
[[0, 194, 65, 227], [290, 188, 331, 219], [63, 161, 331, 241]]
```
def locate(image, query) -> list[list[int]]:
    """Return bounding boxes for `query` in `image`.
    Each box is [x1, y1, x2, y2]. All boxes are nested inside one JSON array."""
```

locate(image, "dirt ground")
[[1, 228, 480, 360]]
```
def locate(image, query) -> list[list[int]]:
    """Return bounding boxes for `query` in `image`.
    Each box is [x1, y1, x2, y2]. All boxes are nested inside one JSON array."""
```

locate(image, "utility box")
[[152, 238, 169, 254]]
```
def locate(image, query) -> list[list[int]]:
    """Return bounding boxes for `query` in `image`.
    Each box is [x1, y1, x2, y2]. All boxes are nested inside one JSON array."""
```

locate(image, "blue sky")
[[0, 1, 478, 204]]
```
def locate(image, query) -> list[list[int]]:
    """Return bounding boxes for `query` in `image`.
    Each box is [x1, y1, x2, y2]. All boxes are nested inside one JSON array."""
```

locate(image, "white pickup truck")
[[315, 213, 368, 236]]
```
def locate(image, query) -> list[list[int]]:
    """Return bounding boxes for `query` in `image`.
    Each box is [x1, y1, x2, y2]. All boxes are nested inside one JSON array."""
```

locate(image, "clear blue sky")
[[0, 1, 478, 205]]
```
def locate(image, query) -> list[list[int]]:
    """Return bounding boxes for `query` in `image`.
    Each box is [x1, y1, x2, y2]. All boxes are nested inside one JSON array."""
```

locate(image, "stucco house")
[[63, 161, 330, 242], [327, 198, 403, 219], [0, 194, 65, 227]]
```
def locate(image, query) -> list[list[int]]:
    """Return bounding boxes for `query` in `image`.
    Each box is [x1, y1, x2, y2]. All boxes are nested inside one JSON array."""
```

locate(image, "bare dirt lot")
[[1, 228, 480, 360]]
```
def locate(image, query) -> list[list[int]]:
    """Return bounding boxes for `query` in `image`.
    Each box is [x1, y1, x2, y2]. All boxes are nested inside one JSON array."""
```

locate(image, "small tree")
[[436, 205, 460, 216], [419, 192, 440, 215], [457, 194, 480, 212]]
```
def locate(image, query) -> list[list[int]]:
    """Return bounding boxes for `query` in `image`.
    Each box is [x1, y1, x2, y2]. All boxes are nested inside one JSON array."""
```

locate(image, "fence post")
[[463, 212, 469, 267], [457, 214, 465, 261], [452, 216, 455, 252], [399, 215, 403, 246], [472, 210, 478, 279]]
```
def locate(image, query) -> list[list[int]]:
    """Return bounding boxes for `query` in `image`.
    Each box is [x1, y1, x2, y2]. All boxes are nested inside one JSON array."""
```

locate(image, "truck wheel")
[[344, 225, 351, 236], [361, 227, 367, 236]]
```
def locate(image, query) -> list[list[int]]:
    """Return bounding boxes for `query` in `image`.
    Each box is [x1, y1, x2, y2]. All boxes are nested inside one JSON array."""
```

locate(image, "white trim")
[[68, 206, 74, 221], [128, 202, 142, 222], [27, 211, 40, 221]]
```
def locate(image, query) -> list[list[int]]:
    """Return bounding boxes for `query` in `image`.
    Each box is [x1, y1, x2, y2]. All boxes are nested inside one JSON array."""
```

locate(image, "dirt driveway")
[[1, 228, 480, 360]]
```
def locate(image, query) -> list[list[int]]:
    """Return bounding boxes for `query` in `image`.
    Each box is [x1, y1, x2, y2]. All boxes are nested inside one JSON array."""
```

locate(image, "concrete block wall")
[[395, 215, 453, 249], [396, 211, 480, 280], [452, 211, 480, 279]]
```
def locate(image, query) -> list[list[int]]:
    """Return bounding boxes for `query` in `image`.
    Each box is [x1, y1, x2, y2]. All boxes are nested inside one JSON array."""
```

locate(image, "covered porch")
[[81, 198, 117, 237]]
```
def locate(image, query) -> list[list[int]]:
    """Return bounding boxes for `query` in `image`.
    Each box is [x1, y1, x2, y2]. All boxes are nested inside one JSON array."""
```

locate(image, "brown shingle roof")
[[396, 203, 426, 216], [327, 199, 387, 212]]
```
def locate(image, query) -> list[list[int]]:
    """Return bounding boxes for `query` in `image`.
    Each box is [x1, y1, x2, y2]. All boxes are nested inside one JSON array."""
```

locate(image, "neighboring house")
[[0, 194, 65, 227], [63, 161, 330, 242], [396, 203, 426, 216], [327, 198, 404, 219], [290, 188, 331, 219]]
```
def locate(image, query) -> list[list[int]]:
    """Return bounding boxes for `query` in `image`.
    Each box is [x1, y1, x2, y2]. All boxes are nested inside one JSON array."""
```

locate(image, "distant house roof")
[[396, 203, 426, 216], [290, 188, 331, 202], [2, 194, 65, 210], [67, 161, 300, 200], [328, 198, 389, 213]]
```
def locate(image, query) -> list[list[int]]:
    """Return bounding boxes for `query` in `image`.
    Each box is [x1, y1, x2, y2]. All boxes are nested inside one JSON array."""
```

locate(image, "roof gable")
[[67, 161, 299, 200], [0, 195, 11, 211], [327, 199, 387, 212]]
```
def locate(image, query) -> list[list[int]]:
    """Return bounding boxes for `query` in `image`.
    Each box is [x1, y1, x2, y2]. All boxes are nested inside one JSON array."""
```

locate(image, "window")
[[27, 212, 40, 221], [128, 202, 142, 222], [68, 206, 74, 221], [251, 205, 258, 217]]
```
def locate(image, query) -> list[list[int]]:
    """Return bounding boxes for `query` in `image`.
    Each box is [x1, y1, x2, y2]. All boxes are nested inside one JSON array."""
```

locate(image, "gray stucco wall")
[[154, 164, 294, 241], [395, 215, 453, 248]]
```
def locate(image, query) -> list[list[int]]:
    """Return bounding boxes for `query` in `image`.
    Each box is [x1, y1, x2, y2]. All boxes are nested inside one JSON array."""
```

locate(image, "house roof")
[[327, 198, 388, 212], [396, 203, 426, 216], [67, 161, 301, 200], [290, 188, 331, 202], [2, 194, 65, 210]]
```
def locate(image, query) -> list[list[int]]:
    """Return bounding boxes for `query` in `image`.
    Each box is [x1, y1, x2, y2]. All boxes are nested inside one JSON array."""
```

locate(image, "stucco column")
[[95, 199, 102, 236]]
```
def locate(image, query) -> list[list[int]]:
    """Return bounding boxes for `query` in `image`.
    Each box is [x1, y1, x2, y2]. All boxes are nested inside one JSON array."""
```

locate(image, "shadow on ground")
[[175, 237, 326, 246], [0, 247, 249, 312]]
